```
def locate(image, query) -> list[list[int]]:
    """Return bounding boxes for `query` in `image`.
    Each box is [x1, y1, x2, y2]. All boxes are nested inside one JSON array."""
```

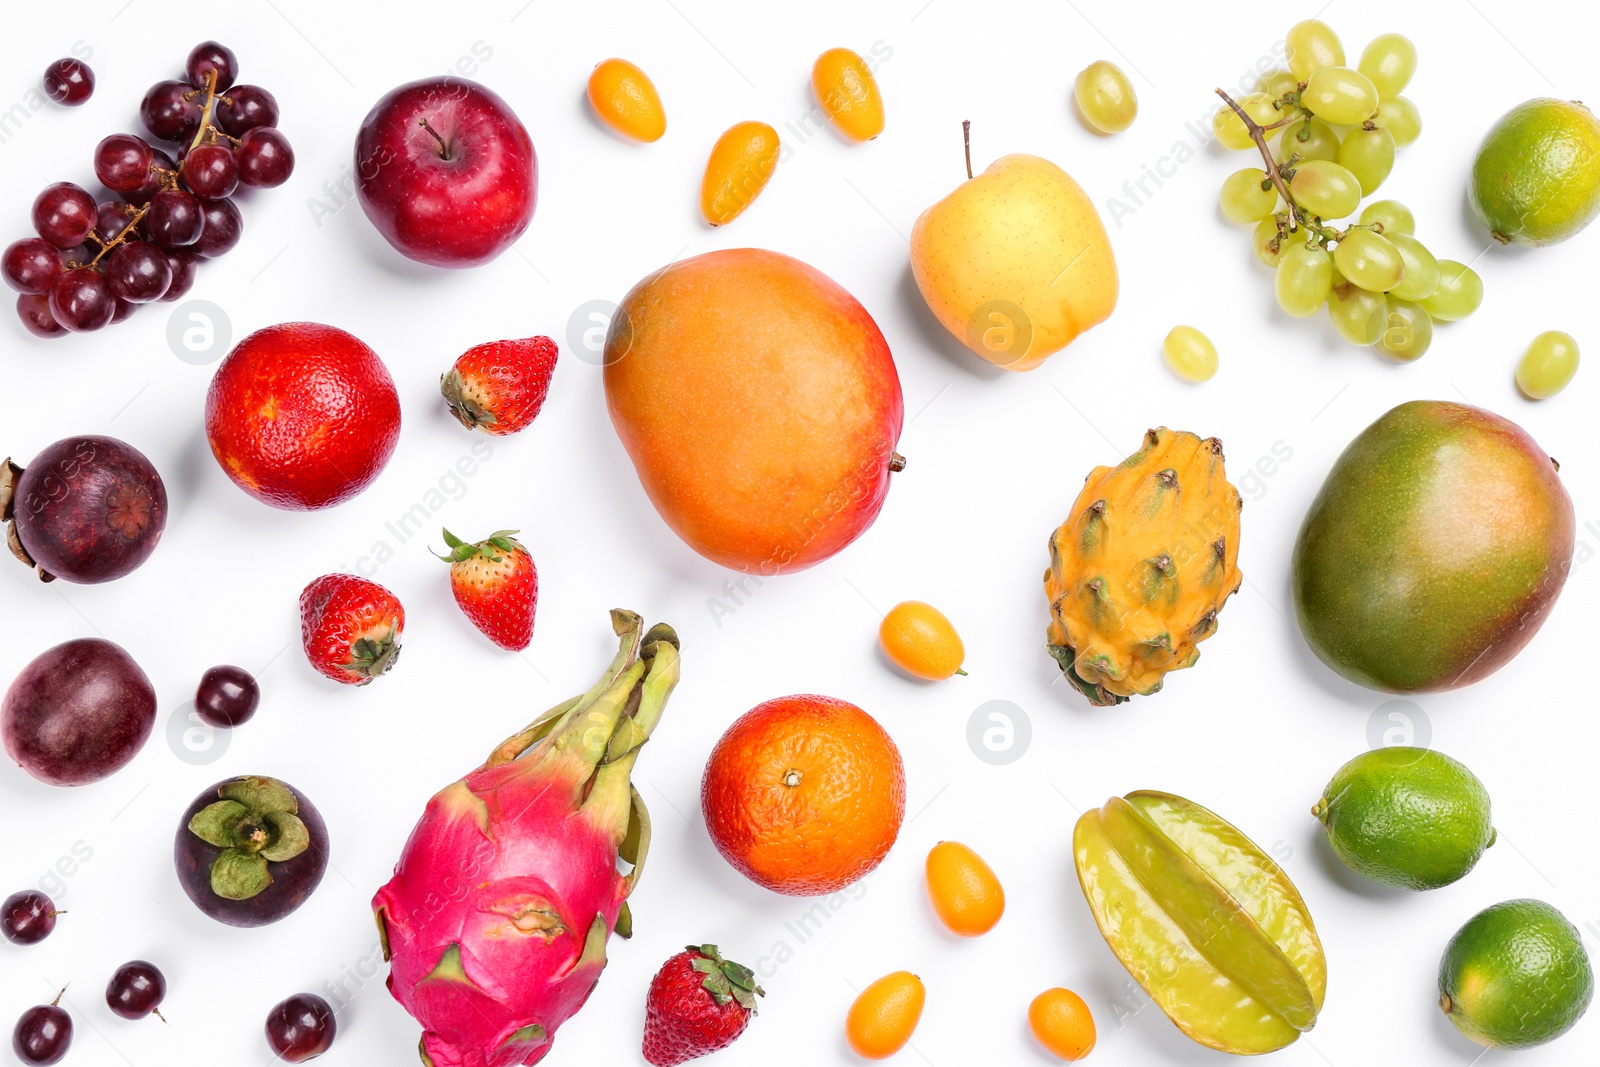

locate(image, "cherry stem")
[[189, 70, 221, 153], [417, 117, 452, 160], [50, 986, 68, 1007], [961, 119, 972, 180], [1214, 87, 1346, 246]]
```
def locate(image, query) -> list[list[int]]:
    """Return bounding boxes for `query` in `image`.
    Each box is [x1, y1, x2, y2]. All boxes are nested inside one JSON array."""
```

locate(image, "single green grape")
[[1220, 168, 1278, 223], [1334, 228, 1406, 291], [1255, 67, 1300, 101], [1375, 96, 1422, 146], [1163, 325, 1218, 382], [1214, 92, 1294, 150], [1421, 261, 1484, 321], [1515, 331, 1579, 399], [1303, 66, 1380, 125], [1075, 60, 1138, 133], [1358, 33, 1417, 99], [1288, 159, 1363, 219], [1252, 215, 1288, 268], [1359, 198, 1414, 236], [1328, 278, 1388, 345], [1387, 233, 1440, 301], [1287, 19, 1345, 82], [1373, 298, 1433, 363], [1276, 242, 1334, 318], [1337, 127, 1396, 195], [1275, 118, 1341, 165]]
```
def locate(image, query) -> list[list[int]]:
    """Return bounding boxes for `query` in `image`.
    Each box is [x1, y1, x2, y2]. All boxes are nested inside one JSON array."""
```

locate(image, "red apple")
[[354, 77, 537, 268]]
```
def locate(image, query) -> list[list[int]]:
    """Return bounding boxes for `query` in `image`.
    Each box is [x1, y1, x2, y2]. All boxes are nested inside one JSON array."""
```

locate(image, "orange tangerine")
[[847, 971, 925, 1059], [925, 841, 1004, 936], [586, 58, 666, 142]]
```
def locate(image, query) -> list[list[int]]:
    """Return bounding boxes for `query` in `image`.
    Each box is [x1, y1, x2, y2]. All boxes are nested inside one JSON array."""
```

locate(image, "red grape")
[[147, 188, 204, 248], [95, 134, 155, 195], [217, 84, 279, 136], [94, 201, 140, 244], [141, 80, 202, 143], [160, 249, 199, 302], [42, 59, 94, 106], [32, 183, 97, 249], [195, 665, 259, 727], [237, 128, 294, 188], [194, 198, 241, 258], [16, 295, 65, 338], [186, 41, 237, 92], [48, 268, 115, 331], [106, 242, 172, 303], [183, 144, 239, 199], [3, 240, 64, 295], [111, 297, 136, 323]]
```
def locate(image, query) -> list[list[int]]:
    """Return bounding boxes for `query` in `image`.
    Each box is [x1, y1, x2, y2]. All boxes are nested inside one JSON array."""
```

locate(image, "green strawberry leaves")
[[689, 945, 765, 1013], [435, 528, 526, 564]]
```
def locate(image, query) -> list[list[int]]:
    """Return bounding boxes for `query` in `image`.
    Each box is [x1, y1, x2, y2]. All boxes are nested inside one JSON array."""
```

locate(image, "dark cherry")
[[264, 994, 335, 1062], [185, 41, 238, 92], [106, 242, 172, 303], [237, 128, 294, 189], [48, 268, 116, 332], [182, 145, 239, 200], [193, 199, 241, 258], [3, 240, 64, 296], [2, 891, 59, 945], [159, 250, 199, 302], [32, 184, 97, 249], [194, 665, 259, 727], [217, 84, 279, 137], [140, 80, 201, 143], [42, 59, 94, 106], [146, 188, 204, 248], [12, 993, 70, 1066], [94, 135, 155, 195], [16, 294, 65, 338], [106, 961, 166, 1020]]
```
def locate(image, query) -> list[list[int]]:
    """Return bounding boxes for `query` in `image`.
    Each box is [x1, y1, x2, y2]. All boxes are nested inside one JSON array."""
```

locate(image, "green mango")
[[1293, 401, 1574, 692]]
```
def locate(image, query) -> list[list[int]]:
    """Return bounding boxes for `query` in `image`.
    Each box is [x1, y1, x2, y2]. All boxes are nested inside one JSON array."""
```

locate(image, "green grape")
[[1163, 325, 1218, 382], [1214, 92, 1295, 150], [1275, 242, 1334, 318], [1334, 228, 1406, 291], [1255, 67, 1300, 101], [1220, 168, 1278, 223], [1375, 96, 1422, 146], [1373, 298, 1433, 363], [1387, 233, 1440, 301], [1358, 33, 1417, 99], [1288, 160, 1362, 219], [1302, 66, 1380, 125], [1421, 261, 1484, 321], [1252, 215, 1288, 268], [1075, 60, 1138, 133], [1328, 278, 1388, 344], [1287, 19, 1345, 81], [1515, 331, 1580, 399], [1359, 198, 1415, 236], [1337, 127, 1396, 194], [1275, 118, 1341, 165]]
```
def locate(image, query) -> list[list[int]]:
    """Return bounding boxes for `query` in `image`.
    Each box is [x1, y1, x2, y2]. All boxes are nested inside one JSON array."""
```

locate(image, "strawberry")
[[438, 528, 538, 650], [642, 945, 764, 1067], [298, 574, 405, 685], [440, 335, 558, 435]]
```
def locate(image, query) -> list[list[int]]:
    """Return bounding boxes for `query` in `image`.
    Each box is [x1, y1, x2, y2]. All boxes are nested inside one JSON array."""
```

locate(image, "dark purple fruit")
[[3, 638, 157, 787], [12, 993, 70, 1065], [2, 891, 59, 945], [195, 665, 259, 727], [106, 960, 166, 1020], [175, 776, 329, 927], [1, 435, 167, 583], [264, 993, 335, 1062]]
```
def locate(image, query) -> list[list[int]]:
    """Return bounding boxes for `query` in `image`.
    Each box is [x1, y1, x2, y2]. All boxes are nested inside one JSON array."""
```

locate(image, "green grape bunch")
[[1213, 20, 1482, 362]]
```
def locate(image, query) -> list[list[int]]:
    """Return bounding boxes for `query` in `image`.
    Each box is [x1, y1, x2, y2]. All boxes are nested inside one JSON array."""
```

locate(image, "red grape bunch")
[[3, 41, 294, 338]]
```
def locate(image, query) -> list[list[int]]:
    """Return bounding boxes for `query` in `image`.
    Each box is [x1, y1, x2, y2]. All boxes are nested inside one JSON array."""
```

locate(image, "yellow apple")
[[910, 154, 1117, 371]]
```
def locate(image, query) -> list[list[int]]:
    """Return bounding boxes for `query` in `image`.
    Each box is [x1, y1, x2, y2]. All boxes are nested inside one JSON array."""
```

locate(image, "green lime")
[[1313, 747, 1493, 890], [1440, 899, 1594, 1049], [1470, 98, 1600, 247]]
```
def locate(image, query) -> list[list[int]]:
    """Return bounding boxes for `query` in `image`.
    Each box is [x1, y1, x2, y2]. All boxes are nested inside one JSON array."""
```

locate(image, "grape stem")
[[88, 204, 152, 267], [189, 70, 221, 153], [1214, 87, 1352, 248]]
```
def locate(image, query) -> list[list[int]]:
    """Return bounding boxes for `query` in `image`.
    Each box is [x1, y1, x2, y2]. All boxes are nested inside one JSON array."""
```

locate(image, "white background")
[[2, 1, 1597, 1065]]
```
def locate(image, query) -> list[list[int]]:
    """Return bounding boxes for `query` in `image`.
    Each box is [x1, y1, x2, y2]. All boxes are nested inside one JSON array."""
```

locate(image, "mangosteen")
[[175, 776, 330, 927], [3, 637, 157, 786], [1, 434, 167, 584]]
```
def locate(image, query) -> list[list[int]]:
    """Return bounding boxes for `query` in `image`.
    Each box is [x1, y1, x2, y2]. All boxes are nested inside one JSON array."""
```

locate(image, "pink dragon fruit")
[[374, 610, 680, 1067]]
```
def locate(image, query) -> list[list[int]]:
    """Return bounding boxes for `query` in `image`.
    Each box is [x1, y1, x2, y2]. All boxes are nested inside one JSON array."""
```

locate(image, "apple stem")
[[961, 120, 972, 180], [417, 117, 453, 160]]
